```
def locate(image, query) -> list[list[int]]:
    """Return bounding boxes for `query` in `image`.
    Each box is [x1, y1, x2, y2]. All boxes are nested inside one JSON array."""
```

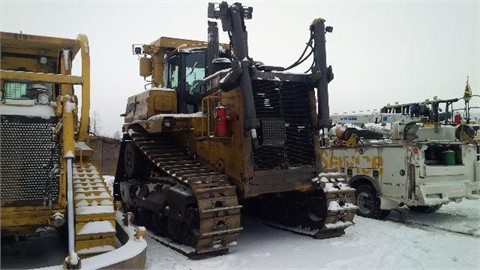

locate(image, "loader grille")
[[0, 115, 60, 206], [252, 79, 315, 170]]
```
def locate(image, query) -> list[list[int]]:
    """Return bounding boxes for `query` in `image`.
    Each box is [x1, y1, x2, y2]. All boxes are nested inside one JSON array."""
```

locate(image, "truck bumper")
[[466, 181, 480, 199], [416, 180, 480, 205]]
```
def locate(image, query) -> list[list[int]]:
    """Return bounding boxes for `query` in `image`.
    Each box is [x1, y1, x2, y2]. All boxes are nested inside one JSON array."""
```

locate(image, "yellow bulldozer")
[[0, 32, 146, 268], [114, 1, 357, 257]]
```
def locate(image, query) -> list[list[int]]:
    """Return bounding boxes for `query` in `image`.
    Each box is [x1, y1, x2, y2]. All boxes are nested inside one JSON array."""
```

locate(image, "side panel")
[[322, 147, 383, 176], [152, 91, 177, 114], [321, 147, 344, 172], [379, 147, 408, 199], [322, 145, 408, 198], [124, 89, 177, 123], [414, 143, 480, 204], [194, 89, 249, 192], [344, 147, 382, 176]]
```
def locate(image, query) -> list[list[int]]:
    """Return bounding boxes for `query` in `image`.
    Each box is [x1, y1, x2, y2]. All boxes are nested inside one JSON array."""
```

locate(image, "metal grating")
[[261, 118, 287, 147], [252, 79, 315, 170], [1, 115, 60, 205]]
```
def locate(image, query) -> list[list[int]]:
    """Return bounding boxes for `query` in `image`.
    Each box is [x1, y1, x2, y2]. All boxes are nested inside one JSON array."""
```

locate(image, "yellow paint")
[[0, 70, 83, 84], [62, 97, 75, 157], [77, 34, 90, 142], [322, 149, 384, 175]]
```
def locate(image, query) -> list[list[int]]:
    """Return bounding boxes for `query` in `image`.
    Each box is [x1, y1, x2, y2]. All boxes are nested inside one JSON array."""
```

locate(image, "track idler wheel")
[[304, 192, 327, 229], [124, 142, 147, 179]]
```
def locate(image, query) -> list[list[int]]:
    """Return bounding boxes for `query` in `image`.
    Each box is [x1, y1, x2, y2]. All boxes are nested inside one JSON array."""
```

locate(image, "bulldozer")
[[114, 1, 357, 256], [0, 32, 146, 268]]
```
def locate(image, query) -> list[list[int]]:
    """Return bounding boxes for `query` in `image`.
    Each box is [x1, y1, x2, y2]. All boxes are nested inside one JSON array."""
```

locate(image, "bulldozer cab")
[[165, 48, 207, 113], [133, 36, 231, 115]]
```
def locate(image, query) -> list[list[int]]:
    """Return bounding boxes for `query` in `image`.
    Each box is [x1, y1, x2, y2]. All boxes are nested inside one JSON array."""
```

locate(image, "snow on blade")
[[79, 211, 147, 269], [76, 205, 114, 215], [77, 221, 115, 235]]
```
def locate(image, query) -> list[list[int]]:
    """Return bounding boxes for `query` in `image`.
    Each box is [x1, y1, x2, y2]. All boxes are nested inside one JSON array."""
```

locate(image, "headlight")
[[38, 93, 50, 105]]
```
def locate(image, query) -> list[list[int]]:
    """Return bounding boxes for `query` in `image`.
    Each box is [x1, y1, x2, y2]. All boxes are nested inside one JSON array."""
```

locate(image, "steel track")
[[128, 130, 242, 255]]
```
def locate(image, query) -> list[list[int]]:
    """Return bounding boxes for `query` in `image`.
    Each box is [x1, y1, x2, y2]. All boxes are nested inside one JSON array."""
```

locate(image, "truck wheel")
[[124, 142, 146, 179], [356, 185, 387, 219], [407, 205, 442, 213]]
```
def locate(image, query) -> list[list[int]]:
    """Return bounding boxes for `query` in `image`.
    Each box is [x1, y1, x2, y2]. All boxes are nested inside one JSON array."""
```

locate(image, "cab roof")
[[1, 31, 81, 59]]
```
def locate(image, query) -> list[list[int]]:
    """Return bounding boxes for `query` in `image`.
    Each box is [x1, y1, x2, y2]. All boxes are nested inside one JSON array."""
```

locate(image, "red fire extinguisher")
[[453, 112, 462, 125], [215, 103, 229, 137]]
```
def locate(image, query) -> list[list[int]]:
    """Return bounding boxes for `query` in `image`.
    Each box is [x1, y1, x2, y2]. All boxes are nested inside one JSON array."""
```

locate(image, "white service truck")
[[322, 110, 480, 219]]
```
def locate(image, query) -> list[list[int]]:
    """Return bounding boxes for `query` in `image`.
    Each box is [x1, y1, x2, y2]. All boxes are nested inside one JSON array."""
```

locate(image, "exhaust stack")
[[207, 21, 220, 76], [311, 18, 334, 129]]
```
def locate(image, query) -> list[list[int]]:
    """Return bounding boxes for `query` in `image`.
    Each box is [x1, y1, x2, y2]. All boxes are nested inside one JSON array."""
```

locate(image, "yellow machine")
[[0, 32, 122, 268], [115, 1, 357, 256]]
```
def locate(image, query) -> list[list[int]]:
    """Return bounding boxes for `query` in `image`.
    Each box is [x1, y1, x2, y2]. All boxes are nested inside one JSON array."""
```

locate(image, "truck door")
[[380, 146, 409, 199]]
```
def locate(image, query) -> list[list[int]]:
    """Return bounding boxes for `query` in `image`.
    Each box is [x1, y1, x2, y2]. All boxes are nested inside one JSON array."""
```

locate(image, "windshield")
[[166, 51, 206, 113], [185, 52, 206, 91]]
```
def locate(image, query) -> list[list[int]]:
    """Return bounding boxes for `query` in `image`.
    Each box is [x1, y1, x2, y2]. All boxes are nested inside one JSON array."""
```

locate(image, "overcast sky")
[[1, 0, 478, 136]]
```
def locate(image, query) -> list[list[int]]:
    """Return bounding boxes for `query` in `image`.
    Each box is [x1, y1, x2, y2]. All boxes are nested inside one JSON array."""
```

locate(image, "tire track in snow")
[[385, 206, 480, 239], [387, 218, 480, 238]]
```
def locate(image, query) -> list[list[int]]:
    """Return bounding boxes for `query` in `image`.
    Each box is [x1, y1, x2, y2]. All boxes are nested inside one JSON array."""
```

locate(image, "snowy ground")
[[2, 176, 479, 269], [144, 199, 480, 270]]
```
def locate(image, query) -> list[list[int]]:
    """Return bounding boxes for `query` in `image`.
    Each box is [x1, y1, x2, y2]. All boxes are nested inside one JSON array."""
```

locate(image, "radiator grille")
[[252, 80, 315, 170], [1, 115, 60, 205]]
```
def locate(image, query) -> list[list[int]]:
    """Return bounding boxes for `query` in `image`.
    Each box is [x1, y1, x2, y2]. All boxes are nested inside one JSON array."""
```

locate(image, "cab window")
[[168, 55, 180, 89], [185, 52, 205, 91]]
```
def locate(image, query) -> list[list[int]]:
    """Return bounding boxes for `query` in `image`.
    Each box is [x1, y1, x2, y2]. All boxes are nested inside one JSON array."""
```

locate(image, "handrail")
[[77, 34, 90, 142]]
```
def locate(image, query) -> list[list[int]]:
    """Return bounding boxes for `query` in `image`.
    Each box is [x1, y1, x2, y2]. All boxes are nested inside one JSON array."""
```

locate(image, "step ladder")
[[73, 161, 116, 258]]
